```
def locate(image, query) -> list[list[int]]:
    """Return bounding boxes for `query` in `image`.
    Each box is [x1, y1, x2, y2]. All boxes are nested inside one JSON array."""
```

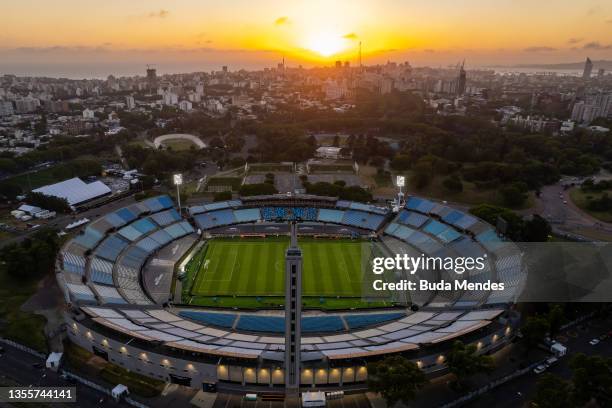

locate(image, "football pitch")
[[185, 237, 370, 298]]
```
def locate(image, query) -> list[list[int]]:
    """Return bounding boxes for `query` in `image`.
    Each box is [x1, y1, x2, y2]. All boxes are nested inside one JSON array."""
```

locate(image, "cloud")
[[523, 46, 557, 52], [567, 38, 583, 44], [343, 33, 358, 40], [147, 9, 170, 18], [274, 16, 289, 26], [583, 41, 612, 50], [606, 19, 612, 24]]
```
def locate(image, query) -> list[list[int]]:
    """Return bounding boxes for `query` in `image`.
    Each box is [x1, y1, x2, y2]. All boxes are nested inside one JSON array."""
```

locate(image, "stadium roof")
[[33, 177, 111, 206]]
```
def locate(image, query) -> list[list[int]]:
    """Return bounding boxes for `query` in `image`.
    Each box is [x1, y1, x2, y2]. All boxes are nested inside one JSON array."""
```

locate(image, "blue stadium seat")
[[150, 209, 181, 226], [115, 207, 137, 224], [441, 210, 464, 225], [302, 316, 344, 333], [179, 311, 237, 328], [95, 235, 129, 261], [423, 220, 447, 236], [194, 209, 236, 230], [236, 315, 284, 332], [318, 209, 346, 224], [261, 207, 317, 221], [341, 210, 384, 230], [132, 218, 157, 234], [236, 315, 345, 333], [89, 257, 114, 285], [437, 227, 462, 243], [234, 208, 261, 223], [74, 227, 104, 249], [397, 211, 429, 228], [344, 313, 406, 330]]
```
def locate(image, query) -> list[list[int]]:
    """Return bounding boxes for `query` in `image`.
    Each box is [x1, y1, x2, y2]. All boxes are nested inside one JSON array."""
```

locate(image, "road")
[[0, 342, 130, 407], [464, 314, 612, 407], [534, 179, 612, 240]]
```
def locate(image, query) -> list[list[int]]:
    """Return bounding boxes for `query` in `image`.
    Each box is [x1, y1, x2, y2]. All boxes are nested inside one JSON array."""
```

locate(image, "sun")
[[304, 30, 349, 57]]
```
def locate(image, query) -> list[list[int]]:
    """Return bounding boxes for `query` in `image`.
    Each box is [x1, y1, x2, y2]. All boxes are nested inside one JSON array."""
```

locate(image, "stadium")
[[57, 192, 525, 393]]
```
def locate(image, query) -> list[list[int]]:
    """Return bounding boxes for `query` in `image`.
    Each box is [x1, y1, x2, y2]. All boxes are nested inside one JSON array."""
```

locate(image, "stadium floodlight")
[[173, 174, 183, 186], [174, 173, 183, 214], [396, 176, 405, 187]]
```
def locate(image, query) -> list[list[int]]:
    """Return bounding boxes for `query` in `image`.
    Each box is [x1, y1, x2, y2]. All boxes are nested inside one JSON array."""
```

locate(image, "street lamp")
[[173, 173, 183, 214]]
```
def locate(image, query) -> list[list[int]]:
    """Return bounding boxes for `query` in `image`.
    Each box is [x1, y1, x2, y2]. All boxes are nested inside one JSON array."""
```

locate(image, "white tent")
[[45, 352, 63, 371], [33, 177, 111, 206], [111, 384, 129, 400]]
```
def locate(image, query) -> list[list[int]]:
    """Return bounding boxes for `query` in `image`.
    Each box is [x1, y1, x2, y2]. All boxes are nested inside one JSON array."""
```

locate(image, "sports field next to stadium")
[[182, 237, 396, 309]]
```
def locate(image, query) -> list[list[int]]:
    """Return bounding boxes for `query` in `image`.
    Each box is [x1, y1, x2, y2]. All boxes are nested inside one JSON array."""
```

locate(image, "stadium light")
[[395, 175, 406, 211], [174, 173, 183, 214]]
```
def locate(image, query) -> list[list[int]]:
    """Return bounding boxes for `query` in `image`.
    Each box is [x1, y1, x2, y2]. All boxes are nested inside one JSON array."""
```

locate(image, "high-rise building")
[[457, 61, 467, 95], [125, 95, 135, 110], [284, 222, 302, 397], [0, 101, 14, 117], [582, 57, 593, 79], [146, 67, 157, 89]]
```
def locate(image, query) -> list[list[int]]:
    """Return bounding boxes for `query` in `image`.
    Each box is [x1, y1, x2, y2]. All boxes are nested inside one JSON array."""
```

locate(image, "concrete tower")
[[284, 222, 302, 395], [583, 57, 593, 80]]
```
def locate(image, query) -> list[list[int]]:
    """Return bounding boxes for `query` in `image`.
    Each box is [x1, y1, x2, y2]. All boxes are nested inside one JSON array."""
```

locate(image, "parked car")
[[589, 338, 600, 346], [545, 357, 558, 367], [533, 364, 547, 374]]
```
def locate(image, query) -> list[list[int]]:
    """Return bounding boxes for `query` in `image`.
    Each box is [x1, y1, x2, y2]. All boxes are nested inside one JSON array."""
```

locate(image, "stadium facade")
[[57, 194, 525, 391]]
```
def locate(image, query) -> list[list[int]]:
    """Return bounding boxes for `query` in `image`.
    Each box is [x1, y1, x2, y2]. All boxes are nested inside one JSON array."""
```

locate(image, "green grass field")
[[182, 237, 396, 309]]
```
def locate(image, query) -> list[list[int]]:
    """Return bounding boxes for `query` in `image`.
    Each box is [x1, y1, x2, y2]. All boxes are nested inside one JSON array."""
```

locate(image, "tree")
[[533, 373, 573, 408], [209, 137, 225, 149], [367, 355, 427, 406], [469, 204, 524, 241], [0, 228, 59, 280], [546, 304, 564, 338], [0, 182, 22, 200], [411, 161, 432, 190], [25, 192, 71, 213], [521, 315, 549, 354], [523, 214, 551, 242], [569, 353, 612, 407], [213, 191, 232, 202], [390, 154, 411, 171], [445, 340, 494, 389], [442, 174, 463, 192], [500, 183, 527, 207], [239, 183, 277, 196]]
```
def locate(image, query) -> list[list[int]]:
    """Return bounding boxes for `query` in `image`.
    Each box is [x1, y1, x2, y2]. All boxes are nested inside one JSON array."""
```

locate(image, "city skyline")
[[1, 0, 612, 78]]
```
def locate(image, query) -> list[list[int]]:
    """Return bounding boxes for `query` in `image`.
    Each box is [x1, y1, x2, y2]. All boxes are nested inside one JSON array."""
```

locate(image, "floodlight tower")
[[394, 175, 406, 212], [284, 221, 302, 398], [173, 174, 183, 214]]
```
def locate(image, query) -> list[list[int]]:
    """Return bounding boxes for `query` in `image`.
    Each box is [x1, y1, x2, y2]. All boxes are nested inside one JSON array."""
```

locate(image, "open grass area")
[[161, 138, 199, 151], [100, 365, 165, 398], [182, 237, 394, 309], [569, 187, 612, 223], [0, 266, 47, 352]]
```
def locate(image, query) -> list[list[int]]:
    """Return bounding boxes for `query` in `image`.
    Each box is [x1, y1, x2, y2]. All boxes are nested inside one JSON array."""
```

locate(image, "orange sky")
[[1, 0, 612, 75]]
